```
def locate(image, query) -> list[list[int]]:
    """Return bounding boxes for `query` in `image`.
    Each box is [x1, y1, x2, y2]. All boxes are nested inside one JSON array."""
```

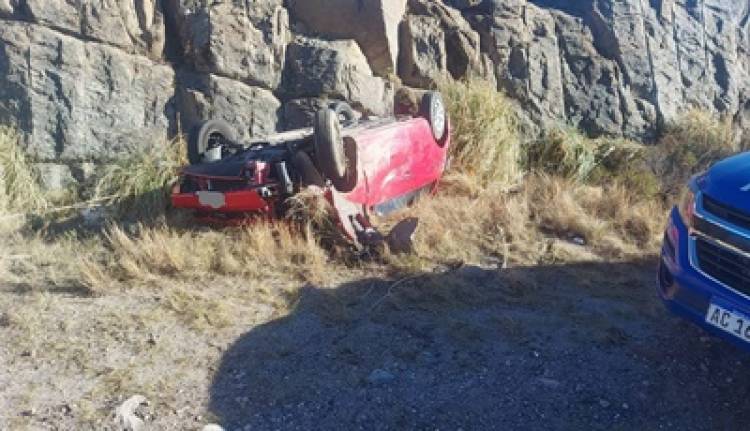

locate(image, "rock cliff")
[[0, 0, 748, 189]]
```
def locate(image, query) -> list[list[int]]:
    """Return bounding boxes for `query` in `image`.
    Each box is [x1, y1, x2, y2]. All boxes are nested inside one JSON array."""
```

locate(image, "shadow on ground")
[[209, 258, 750, 430]]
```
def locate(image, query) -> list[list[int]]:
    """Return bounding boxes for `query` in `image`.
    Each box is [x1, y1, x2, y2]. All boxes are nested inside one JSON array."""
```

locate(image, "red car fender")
[[342, 117, 449, 209]]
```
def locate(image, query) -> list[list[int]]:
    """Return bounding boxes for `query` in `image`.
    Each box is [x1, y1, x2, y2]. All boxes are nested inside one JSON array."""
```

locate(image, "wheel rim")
[[431, 96, 446, 139], [329, 111, 346, 177]]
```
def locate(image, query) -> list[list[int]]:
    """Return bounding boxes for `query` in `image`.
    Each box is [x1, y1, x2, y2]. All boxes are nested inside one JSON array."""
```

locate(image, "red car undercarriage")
[[171, 93, 450, 249]]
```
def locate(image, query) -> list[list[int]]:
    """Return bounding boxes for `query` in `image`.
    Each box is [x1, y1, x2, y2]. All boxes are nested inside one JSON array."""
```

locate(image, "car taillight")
[[678, 187, 696, 230], [242, 162, 255, 181]]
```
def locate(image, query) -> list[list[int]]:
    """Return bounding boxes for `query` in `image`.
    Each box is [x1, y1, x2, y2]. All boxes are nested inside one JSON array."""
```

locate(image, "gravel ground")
[[210, 259, 750, 431], [3, 257, 750, 430]]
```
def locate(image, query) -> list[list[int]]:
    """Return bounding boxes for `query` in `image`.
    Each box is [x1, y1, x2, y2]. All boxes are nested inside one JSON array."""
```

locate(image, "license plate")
[[197, 191, 226, 209], [705, 303, 750, 343]]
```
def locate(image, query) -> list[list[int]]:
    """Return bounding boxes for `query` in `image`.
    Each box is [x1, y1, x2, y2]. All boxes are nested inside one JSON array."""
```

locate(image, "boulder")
[[447, 0, 482, 10], [554, 12, 627, 136], [0, 22, 175, 163], [0, 0, 13, 17], [400, 0, 486, 87], [283, 38, 394, 116], [287, 0, 407, 76], [18, 0, 165, 59], [467, 2, 565, 132], [399, 15, 448, 88], [177, 74, 281, 143], [36, 164, 77, 192], [167, 0, 290, 90]]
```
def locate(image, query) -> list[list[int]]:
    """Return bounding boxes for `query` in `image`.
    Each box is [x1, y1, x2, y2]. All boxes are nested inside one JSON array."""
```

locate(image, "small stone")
[[202, 425, 225, 431], [386, 217, 419, 254], [114, 395, 148, 431], [367, 369, 396, 384], [599, 399, 611, 408], [622, 403, 629, 410]]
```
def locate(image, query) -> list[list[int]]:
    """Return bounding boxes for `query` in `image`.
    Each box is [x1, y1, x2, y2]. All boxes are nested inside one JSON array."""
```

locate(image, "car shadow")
[[209, 258, 750, 430]]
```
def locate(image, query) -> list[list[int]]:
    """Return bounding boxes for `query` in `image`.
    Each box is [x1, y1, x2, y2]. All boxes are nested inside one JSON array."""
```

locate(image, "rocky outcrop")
[[0, 0, 748, 190], [0, 21, 175, 163], [177, 73, 281, 143], [399, 0, 490, 88], [0, 0, 166, 59], [283, 38, 394, 116], [287, 0, 407, 77], [464, 0, 750, 138], [166, 0, 290, 90]]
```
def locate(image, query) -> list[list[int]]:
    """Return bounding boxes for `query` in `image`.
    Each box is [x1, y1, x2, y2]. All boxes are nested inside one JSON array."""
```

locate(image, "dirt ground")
[[2, 249, 750, 431]]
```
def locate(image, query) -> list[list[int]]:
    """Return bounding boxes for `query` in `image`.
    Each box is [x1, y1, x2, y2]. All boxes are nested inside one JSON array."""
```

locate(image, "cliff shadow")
[[209, 257, 750, 430]]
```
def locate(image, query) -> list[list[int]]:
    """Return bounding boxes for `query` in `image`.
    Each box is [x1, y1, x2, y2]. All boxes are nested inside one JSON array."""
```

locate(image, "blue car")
[[659, 152, 750, 350]]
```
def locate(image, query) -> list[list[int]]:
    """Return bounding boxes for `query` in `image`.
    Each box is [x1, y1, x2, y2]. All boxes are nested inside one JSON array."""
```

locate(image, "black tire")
[[420, 91, 448, 142], [188, 119, 236, 164], [328, 101, 357, 126], [314, 108, 357, 192]]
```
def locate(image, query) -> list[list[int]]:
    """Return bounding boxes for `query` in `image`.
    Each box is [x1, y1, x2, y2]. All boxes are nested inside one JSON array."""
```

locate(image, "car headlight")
[[678, 186, 696, 229]]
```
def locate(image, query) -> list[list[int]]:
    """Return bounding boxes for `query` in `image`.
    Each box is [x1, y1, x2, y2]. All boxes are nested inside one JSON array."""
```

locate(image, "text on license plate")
[[705, 303, 750, 343], [197, 191, 226, 209]]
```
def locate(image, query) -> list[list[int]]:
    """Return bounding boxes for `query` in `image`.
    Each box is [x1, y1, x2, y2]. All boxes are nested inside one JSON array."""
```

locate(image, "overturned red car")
[[171, 91, 450, 245]]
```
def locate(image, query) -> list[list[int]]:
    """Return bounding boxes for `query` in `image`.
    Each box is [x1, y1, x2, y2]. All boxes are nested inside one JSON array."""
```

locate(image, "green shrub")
[[527, 127, 602, 182], [526, 126, 663, 199]]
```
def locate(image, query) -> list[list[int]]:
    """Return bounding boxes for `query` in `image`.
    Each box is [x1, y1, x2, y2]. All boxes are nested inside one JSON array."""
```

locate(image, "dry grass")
[[440, 79, 523, 187], [94, 136, 187, 218], [0, 126, 47, 227], [1, 99, 733, 295], [653, 109, 738, 196], [524, 175, 665, 256], [528, 127, 645, 183], [388, 173, 665, 274], [99, 222, 328, 285]]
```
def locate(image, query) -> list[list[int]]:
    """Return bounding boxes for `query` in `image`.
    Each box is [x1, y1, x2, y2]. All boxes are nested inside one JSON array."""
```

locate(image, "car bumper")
[[171, 183, 272, 214], [658, 208, 750, 351]]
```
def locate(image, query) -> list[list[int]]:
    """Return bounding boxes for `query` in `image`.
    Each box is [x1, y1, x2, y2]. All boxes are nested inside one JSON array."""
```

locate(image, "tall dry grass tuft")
[[524, 175, 664, 256], [391, 179, 535, 270], [440, 79, 522, 187], [653, 109, 738, 196], [0, 126, 47, 216], [399, 172, 666, 270], [94, 136, 187, 218], [103, 222, 328, 284]]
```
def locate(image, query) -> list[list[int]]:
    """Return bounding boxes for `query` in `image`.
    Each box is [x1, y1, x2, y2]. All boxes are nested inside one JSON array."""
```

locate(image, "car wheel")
[[329, 101, 357, 126], [188, 119, 236, 164], [314, 108, 357, 192], [420, 91, 448, 142]]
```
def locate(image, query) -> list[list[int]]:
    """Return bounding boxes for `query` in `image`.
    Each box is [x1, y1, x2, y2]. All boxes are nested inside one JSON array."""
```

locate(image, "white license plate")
[[705, 303, 750, 343], [197, 191, 226, 209]]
